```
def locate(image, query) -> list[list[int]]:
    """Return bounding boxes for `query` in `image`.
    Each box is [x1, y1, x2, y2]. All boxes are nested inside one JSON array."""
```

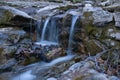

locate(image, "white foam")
[[35, 40, 58, 46], [12, 70, 36, 80]]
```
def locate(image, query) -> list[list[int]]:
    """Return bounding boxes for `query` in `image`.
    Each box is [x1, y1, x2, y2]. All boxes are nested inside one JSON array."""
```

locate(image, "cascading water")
[[36, 20, 41, 41], [48, 18, 58, 42], [67, 15, 79, 54], [11, 12, 79, 80], [35, 16, 59, 46], [41, 17, 51, 41]]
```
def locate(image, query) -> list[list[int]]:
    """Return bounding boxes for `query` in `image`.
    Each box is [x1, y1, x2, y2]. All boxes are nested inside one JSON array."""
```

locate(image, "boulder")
[[0, 47, 6, 65], [0, 27, 27, 44], [59, 61, 95, 80], [0, 6, 34, 27], [86, 40, 102, 55], [103, 4, 120, 12], [93, 10, 113, 27], [0, 59, 17, 73], [82, 5, 113, 27], [60, 61, 119, 80], [45, 47, 66, 61], [2, 46, 17, 58], [110, 32, 120, 40], [99, 0, 120, 6]]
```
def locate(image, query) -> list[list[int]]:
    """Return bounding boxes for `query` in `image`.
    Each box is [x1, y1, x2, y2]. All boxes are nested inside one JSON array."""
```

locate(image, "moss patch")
[[24, 57, 40, 65], [0, 10, 13, 26], [57, 5, 78, 11]]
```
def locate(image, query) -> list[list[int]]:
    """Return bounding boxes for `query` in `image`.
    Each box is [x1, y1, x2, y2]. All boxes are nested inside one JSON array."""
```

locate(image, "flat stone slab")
[[93, 10, 113, 26]]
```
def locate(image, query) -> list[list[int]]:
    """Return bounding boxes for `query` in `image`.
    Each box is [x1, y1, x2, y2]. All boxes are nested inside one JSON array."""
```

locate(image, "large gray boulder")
[[0, 6, 34, 27], [93, 10, 113, 26], [0, 27, 26, 45], [60, 61, 120, 80], [0, 59, 17, 72]]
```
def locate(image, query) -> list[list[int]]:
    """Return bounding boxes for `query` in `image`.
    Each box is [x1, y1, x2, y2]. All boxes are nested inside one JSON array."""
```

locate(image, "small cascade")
[[48, 18, 58, 42], [67, 15, 79, 54], [36, 20, 41, 41], [11, 55, 75, 80], [35, 16, 59, 46], [41, 17, 51, 41], [30, 19, 33, 40]]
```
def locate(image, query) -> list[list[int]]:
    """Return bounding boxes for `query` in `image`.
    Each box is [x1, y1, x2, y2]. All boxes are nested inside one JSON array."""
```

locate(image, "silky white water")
[[12, 70, 36, 80], [41, 17, 51, 41], [67, 15, 79, 54], [12, 55, 75, 80], [35, 40, 58, 46]]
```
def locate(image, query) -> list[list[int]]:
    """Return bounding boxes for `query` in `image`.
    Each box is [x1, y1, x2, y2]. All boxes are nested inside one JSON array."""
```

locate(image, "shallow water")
[[43, 55, 75, 67], [12, 70, 36, 80], [12, 55, 75, 80]]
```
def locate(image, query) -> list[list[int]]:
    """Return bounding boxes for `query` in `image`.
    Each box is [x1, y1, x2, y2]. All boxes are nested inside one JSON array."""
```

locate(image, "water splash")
[[67, 15, 79, 54], [35, 40, 58, 46], [35, 16, 59, 46], [12, 70, 36, 80], [41, 17, 51, 41]]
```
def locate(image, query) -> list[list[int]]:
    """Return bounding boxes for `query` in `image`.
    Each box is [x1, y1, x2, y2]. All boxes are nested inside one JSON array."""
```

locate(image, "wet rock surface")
[[93, 10, 113, 27], [0, 0, 120, 80], [0, 59, 17, 73]]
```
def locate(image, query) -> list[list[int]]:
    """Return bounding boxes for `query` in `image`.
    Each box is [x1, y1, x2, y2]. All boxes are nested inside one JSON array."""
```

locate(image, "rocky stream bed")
[[0, 0, 120, 80]]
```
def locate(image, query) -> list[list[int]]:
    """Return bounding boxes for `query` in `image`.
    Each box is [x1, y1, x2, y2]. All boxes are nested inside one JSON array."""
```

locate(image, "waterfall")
[[35, 16, 59, 46], [41, 17, 51, 41], [36, 20, 41, 41], [67, 15, 79, 54], [48, 18, 58, 42]]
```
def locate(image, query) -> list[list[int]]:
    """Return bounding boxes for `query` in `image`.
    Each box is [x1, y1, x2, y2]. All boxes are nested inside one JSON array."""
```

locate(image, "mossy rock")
[[104, 4, 120, 12], [0, 47, 3, 54], [57, 5, 78, 11], [86, 40, 102, 55], [24, 57, 40, 65], [49, 0, 63, 3], [0, 9, 13, 26], [74, 76, 86, 80], [71, 0, 83, 3], [81, 12, 96, 36], [0, 47, 6, 64]]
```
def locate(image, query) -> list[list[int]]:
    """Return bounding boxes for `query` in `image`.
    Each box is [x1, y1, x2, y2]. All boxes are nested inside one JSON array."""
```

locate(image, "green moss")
[[81, 12, 97, 36], [0, 10, 13, 25], [86, 40, 102, 55], [57, 5, 78, 11], [75, 77, 83, 80], [24, 57, 40, 65], [0, 48, 3, 54], [74, 75, 87, 80], [4, 10, 13, 22]]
